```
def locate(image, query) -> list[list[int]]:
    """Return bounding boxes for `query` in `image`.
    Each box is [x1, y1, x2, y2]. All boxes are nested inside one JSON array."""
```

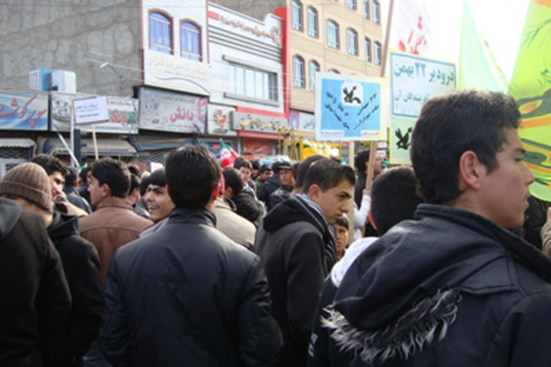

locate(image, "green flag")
[[509, 0, 551, 201], [458, 0, 508, 92]]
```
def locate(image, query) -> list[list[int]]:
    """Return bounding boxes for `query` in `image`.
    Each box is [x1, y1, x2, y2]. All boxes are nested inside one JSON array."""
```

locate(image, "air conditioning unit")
[[47, 70, 77, 93], [28, 68, 54, 91]]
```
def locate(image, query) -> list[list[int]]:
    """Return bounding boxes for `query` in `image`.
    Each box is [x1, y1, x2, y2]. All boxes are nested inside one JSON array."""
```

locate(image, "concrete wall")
[[0, 0, 141, 97]]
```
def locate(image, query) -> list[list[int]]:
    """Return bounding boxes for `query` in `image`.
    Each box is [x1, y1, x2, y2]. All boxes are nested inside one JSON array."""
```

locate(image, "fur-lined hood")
[[325, 204, 551, 364]]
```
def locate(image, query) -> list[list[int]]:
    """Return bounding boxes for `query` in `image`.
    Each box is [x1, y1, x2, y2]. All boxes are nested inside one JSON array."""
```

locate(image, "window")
[[364, 0, 370, 19], [309, 60, 319, 91], [365, 37, 372, 62], [347, 28, 358, 55], [181, 22, 201, 61], [372, 0, 380, 25], [293, 56, 305, 88], [307, 7, 318, 37], [328, 69, 340, 74], [327, 20, 339, 49], [345, 0, 356, 10], [292, 0, 303, 31], [374, 41, 382, 65], [228, 64, 278, 101], [149, 12, 172, 54]]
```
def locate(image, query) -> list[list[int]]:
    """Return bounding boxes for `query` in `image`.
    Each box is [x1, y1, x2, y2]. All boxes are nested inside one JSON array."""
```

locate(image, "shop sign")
[[0, 91, 48, 131]]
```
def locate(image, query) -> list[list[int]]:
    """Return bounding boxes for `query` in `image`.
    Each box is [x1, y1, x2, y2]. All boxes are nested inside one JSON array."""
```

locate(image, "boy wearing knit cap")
[[0, 162, 103, 367]]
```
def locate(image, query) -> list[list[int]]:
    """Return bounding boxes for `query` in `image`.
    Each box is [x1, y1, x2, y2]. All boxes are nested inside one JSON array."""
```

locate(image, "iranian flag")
[[219, 140, 239, 168]]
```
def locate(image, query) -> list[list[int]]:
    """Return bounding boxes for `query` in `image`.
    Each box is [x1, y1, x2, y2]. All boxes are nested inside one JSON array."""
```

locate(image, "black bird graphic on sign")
[[395, 127, 413, 150], [343, 86, 362, 104]]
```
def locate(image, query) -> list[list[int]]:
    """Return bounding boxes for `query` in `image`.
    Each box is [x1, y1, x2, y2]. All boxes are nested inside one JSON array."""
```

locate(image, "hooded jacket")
[[99, 208, 282, 367], [0, 199, 71, 367], [45, 212, 103, 367], [255, 195, 336, 367], [324, 204, 551, 367]]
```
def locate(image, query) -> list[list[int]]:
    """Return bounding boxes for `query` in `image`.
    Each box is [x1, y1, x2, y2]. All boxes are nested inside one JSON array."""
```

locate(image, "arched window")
[[293, 56, 305, 88], [374, 41, 382, 65], [345, 0, 357, 10], [149, 12, 172, 54], [309, 60, 320, 91], [347, 28, 358, 55], [181, 21, 201, 61], [372, 0, 380, 24], [292, 0, 303, 31], [364, 0, 370, 19], [307, 7, 318, 37], [327, 20, 339, 49], [328, 69, 340, 74], [365, 37, 372, 62]]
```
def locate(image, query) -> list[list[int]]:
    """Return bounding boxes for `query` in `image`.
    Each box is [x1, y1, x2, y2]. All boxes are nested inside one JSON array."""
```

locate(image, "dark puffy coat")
[[258, 174, 281, 203], [324, 204, 551, 367], [231, 192, 264, 227], [99, 208, 282, 367], [0, 199, 71, 367], [44, 212, 103, 367], [255, 195, 336, 367]]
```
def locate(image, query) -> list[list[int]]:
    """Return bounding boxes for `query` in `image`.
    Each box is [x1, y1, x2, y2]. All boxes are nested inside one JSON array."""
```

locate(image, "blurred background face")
[[144, 184, 175, 223], [260, 170, 273, 181], [279, 169, 293, 186], [335, 224, 349, 259], [239, 166, 252, 183]]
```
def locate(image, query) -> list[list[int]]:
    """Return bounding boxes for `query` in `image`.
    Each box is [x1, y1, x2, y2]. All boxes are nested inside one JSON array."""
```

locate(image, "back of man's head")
[[165, 145, 220, 209], [90, 158, 131, 199], [222, 168, 244, 197], [31, 154, 69, 177], [411, 90, 520, 204], [302, 158, 356, 194], [79, 166, 90, 186], [294, 155, 330, 192], [354, 149, 371, 174], [371, 166, 424, 236], [64, 166, 79, 188], [139, 174, 151, 197], [130, 174, 141, 193]]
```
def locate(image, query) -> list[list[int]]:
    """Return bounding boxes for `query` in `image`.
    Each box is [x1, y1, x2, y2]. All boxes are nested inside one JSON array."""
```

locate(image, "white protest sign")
[[74, 96, 109, 124], [391, 52, 456, 118]]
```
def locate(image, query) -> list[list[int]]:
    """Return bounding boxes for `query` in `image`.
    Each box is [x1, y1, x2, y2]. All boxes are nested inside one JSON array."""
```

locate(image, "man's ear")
[[458, 150, 484, 191], [307, 184, 322, 202], [225, 187, 234, 199], [101, 183, 111, 198]]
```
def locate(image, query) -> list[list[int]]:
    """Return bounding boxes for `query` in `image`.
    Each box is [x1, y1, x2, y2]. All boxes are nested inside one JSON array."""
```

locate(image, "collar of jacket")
[[168, 207, 217, 228], [96, 196, 134, 211]]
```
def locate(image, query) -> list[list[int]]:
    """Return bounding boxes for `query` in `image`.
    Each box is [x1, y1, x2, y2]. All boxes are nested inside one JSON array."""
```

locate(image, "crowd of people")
[[2, 90, 551, 367]]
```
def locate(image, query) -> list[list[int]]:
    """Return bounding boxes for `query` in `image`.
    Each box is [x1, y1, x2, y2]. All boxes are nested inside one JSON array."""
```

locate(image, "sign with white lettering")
[[391, 52, 456, 118], [315, 73, 388, 141]]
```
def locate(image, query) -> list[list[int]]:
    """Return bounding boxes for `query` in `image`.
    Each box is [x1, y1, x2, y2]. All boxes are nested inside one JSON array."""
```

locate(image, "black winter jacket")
[[323, 204, 551, 367], [255, 195, 337, 367], [44, 212, 103, 367], [258, 175, 281, 203], [0, 199, 71, 367], [99, 208, 282, 367]]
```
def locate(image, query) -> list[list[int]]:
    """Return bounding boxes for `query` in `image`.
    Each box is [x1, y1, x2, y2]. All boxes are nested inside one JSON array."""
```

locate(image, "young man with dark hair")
[[99, 145, 282, 367], [0, 162, 103, 367], [256, 158, 355, 367], [308, 166, 423, 367], [324, 91, 551, 367], [128, 173, 149, 219], [223, 168, 264, 226], [64, 165, 93, 214], [255, 164, 273, 196], [140, 168, 175, 238], [236, 159, 257, 197], [266, 161, 294, 211], [31, 154, 89, 217]]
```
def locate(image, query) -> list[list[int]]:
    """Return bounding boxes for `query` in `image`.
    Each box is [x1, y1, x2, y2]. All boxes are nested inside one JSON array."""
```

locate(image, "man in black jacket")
[[0, 162, 103, 367], [324, 91, 551, 367], [99, 145, 282, 367], [0, 164, 72, 367], [255, 158, 355, 367]]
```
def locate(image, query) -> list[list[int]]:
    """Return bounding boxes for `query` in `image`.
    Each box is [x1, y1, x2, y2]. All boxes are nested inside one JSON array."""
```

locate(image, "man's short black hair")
[[90, 158, 131, 198], [259, 164, 273, 174], [139, 174, 151, 196], [335, 214, 349, 229], [31, 154, 69, 177], [411, 90, 521, 204], [237, 159, 253, 171], [128, 164, 140, 177], [223, 168, 244, 197], [149, 168, 167, 188], [354, 149, 371, 174], [79, 166, 90, 184], [371, 167, 424, 236], [302, 158, 355, 193], [130, 174, 140, 193], [64, 166, 78, 187], [294, 155, 326, 191], [165, 145, 221, 209]]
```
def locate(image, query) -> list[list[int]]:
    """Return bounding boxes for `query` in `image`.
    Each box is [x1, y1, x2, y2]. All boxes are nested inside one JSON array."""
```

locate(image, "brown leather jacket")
[[79, 197, 152, 286]]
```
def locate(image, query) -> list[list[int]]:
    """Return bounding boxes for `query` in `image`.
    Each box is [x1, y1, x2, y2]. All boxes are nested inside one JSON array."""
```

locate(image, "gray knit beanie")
[[0, 162, 52, 211]]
